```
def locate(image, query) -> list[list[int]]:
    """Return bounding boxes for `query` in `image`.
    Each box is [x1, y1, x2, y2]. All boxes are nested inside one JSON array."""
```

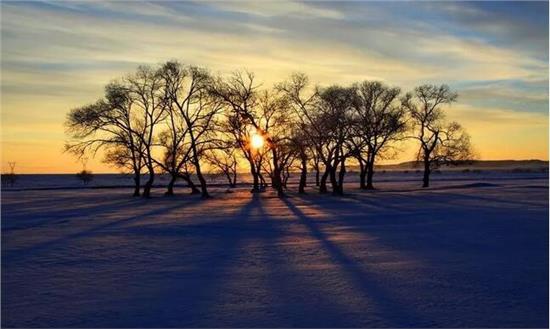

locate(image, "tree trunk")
[[195, 165, 209, 198], [329, 162, 339, 195], [271, 150, 285, 197], [329, 148, 341, 194], [358, 159, 367, 189], [283, 169, 290, 188], [179, 173, 201, 194], [366, 159, 375, 190], [142, 166, 154, 198], [314, 163, 320, 186], [250, 161, 260, 193], [272, 170, 284, 196], [165, 174, 176, 196], [190, 153, 209, 199], [225, 171, 235, 188], [232, 170, 237, 188], [335, 157, 346, 195], [319, 167, 329, 193], [259, 173, 268, 189], [133, 172, 141, 197], [423, 159, 431, 188], [298, 156, 307, 194]]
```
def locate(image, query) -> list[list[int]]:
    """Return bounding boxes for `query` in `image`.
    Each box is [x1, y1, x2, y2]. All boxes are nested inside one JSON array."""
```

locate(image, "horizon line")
[[7, 158, 548, 175]]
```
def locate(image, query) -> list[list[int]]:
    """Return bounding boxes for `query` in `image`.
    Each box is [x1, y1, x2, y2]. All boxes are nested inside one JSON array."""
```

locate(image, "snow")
[[3, 170, 547, 191], [2, 173, 548, 327]]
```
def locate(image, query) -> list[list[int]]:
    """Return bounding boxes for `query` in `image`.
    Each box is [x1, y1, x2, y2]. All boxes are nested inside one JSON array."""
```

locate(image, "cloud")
[[204, 0, 345, 19], [0, 1, 547, 172]]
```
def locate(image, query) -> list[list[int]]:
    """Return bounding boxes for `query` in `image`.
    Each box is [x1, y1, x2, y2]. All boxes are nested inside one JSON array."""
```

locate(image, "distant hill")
[[376, 159, 549, 170]]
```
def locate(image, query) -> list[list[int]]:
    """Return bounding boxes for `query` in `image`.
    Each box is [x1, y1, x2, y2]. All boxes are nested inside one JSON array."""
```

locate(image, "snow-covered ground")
[[2, 170, 547, 190], [2, 173, 548, 327]]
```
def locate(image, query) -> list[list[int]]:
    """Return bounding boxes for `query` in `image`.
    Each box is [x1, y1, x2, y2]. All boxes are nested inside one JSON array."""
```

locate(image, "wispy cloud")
[[1, 0, 547, 172]]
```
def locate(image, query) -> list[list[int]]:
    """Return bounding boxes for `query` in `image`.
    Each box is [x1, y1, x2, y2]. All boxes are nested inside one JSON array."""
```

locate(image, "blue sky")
[[1, 1, 548, 172]]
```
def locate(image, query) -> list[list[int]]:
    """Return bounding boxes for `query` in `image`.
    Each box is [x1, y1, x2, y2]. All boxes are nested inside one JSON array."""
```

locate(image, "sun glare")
[[250, 133, 265, 150]]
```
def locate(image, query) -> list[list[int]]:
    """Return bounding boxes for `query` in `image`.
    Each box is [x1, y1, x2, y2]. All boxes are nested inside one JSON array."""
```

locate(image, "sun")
[[250, 133, 265, 150]]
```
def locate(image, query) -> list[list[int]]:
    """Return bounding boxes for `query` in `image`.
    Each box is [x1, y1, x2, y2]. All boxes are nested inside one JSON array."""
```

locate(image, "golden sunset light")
[[1, 2, 548, 328], [0, 1, 547, 173], [250, 132, 266, 150]]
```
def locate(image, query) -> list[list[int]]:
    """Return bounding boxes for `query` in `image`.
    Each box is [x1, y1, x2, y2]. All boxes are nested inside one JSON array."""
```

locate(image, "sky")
[[1, 0, 548, 173]]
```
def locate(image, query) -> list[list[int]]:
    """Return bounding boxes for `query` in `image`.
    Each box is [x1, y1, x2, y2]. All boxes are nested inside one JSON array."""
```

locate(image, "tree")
[[402, 84, 473, 187], [157, 129, 194, 196], [255, 89, 296, 197], [65, 80, 146, 197], [75, 157, 94, 185], [352, 81, 407, 190], [279, 75, 358, 195], [156, 61, 221, 198], [205, 146, 238, 188], [276, 73, 320, 193], [315, 85, 356, 195], [125, 65, 166, 198], [209, 71, 265, 193], [2, 162, 17, 187], [289, 127, 310, 194], [76, 170, 94, 185], [103, 146, 145, 196]]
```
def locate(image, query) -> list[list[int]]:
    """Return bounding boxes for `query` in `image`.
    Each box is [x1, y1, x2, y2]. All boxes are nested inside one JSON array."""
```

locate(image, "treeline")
[[65, 61, 472, 198]]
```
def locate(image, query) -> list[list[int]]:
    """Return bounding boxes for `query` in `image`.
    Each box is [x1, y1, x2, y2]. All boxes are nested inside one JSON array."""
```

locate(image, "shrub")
[[76, 170, 94, 185], [1, 173, 17, 187]]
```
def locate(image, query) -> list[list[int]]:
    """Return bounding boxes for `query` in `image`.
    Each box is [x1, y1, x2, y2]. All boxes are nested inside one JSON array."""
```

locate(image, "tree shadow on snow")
[[279, 196, 428, 327]]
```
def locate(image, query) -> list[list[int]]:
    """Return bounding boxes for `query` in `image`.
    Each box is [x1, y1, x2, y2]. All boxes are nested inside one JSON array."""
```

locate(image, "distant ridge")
[[377, 159, 549, 170]]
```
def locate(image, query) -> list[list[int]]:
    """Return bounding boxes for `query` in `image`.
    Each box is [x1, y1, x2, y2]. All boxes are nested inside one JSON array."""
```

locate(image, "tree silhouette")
[[2, 162, 17, 187], [156, 61, 221, 198], [65, 62, 475, 197], [402, 84, 472, 187], [351, 81, 407, 190], [65, 81, 146, 196]]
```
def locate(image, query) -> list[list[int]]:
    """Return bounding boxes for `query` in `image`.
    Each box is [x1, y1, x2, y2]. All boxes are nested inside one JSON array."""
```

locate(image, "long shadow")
[[2, 193, 264, 327], [2, 190, 131, 213], [324, 192, 413, 214], [374, 189, 545, 212], [281, 196, 428, 327], [2, 197, 148, 232], [346, 186, 544, 213], [122, 194, 261, 327], [254, 198, 366, 327], [2, 197, 201, 263], [295, 192, 443, 226], [290, 192, 549, 327], [432, 190, 547, 208]]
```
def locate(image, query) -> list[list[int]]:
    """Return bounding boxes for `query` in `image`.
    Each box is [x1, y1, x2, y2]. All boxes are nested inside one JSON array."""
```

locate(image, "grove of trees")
[[65, 61, 473, 197]]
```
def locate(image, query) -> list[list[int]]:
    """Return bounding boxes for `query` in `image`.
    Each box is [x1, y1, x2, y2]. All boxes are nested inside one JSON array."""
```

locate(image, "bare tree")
[[65, 80, 146, 196], [75, 157, 94, 185], [103, 146, 145, 196], [352, 81, 407, 190], [402, 84, 473, 187], [157, 129, 192, 195], [2, 162, 17, 187], [66, 61, 473, 197], [277, 73, 320, 193], [289, 127, 310, 194], [205, 146, 238, 188], [311, 151, 322, 187], [156, 61, 221, 198], [209, 71, 265, 193], [254, 89, 298, 197], [76, 170, 94, 185], [125, 66, 166, 198], [315, 85, 356, 195]]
